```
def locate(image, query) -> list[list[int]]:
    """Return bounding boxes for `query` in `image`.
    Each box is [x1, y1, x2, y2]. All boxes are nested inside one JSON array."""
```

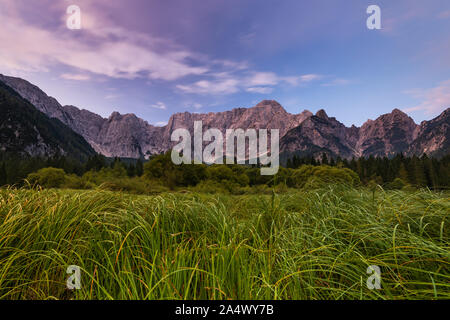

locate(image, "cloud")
[[299, 74, 322, 83], [245, 72, 321, 87], [61, 73, 91, 81], [178, 72, 323, 95], [403, 80, 450, 115], [155, 121, 168, 127], [0, 1, 333, 103], [105, 94, 121, 100], [177, 79, 240, 94], [279, 74, 323, 86], [0, 1, 207, 81], [150, 102, 167, 110], [438, 10, 450, 19], [246, 87, 274, 94], [246, 72, 279, 86]]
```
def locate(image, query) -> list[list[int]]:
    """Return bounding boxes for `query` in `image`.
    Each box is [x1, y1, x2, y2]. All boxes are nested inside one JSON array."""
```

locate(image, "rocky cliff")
[[0, 80, 95, 160], [0, 74, 448, 160]]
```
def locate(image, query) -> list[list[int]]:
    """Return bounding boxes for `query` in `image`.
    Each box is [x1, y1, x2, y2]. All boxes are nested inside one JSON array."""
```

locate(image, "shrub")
[[63, 174, 94, 190], [387, 178, 407, 190], [191, 180, 229, 194], [290, 165, 359, 188], [27, 167, 66, 188]]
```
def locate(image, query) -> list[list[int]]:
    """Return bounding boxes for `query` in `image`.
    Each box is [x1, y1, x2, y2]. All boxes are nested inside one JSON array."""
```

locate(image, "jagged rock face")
[[0, 80, 95, 160], [408, 109, 450, 157], [1, 74, 448, 160], [63, 105, 105, 144], [0, 75, 72, 124], [62, 107, 167, 158], [281, 109, 356, 159], [356, 109, 418, 157], [0, 77, 314, 159], [94, 112, 165, 158], [0, 75, 164, 158], [162, 100, 312, 151], [280, 108, 448, 159]]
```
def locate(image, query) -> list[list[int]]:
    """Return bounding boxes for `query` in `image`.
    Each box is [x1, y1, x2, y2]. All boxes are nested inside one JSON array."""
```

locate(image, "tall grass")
[[0, 185, 448, 299]]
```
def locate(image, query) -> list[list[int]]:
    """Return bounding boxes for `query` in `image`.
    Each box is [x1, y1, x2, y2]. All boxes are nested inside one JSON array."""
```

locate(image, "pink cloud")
[[177, 79, 240, 95], [246, 87, 274, 94], [61, 73, 91, 81], [403, 80, 450, 115], [177, 71, 324, 95], [438, 10, 450, 19], [0, 1, 207, 81], [150, 102, 167, 110]]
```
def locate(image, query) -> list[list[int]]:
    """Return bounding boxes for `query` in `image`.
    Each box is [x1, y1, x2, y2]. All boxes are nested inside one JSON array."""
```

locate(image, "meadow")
[[0, 185, 448, 300]]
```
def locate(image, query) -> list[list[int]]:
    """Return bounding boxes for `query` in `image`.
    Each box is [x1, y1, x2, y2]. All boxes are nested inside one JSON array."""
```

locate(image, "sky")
[[0, 0, 449, 127]]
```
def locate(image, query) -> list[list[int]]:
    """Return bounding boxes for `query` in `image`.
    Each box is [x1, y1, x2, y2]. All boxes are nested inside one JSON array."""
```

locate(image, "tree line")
[[287, 153, 449, 189], [0, 154, 143, 186], [0, 152, 449, 191]]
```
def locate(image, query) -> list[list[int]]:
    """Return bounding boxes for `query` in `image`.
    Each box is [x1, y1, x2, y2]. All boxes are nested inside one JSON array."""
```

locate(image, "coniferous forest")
[[1, 152, 448, 192]]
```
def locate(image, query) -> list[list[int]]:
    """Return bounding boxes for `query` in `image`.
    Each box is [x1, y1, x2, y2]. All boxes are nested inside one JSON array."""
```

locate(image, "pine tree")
[[321, 153, 329, 165], [286, 158, 293, 169], [397, 162, 409, 183], [329, 157, 336, 166], [127, 163, 136, 177], [423, 157, 438, 189], [0, 162, 7, 186], [136, 159, 144, 177]]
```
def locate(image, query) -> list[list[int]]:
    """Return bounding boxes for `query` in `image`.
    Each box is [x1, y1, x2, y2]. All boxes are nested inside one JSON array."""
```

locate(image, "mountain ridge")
[[0, 79, 96, 160], [0, 74, 448, 160]]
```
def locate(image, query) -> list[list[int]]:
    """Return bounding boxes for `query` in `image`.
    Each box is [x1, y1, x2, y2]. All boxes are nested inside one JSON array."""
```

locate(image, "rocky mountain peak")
[[255, 99, 283, 108], [408, 107, 450, 157], [355, 109, 419, 157], [391, 108, 405, 114], [108, 111, 122, 120], [300, 109, 313, 116], [315, 109, 329, 120], [252, 100, 285, 114], [1, 74, 448, 160], [383, 108, 412, 121], [108, 111, 142, 123]]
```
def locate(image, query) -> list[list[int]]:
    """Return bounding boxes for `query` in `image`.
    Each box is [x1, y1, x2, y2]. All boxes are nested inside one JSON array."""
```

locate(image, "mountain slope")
[[355, 109, 418, 157], [280, 109, 356, 159], [280, 108, 449, 159], [161, 100, 312, 151], [1, 74, 448, 160], [0, 74, 165, 158], [408, 109, 450, 157], [0, 80, 96, 160]]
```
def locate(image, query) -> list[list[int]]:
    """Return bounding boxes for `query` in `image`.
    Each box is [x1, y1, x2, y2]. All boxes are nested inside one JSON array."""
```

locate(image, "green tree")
[[136, 159, 144, 177], [27, 167, 66, 188], [112, 161, 127, 178], [127, 163, 136, 177], [397, 163, 409, 183], [412, 157, 427, 187], [0, 162, 7, 186], [321, 153, 329, 165]]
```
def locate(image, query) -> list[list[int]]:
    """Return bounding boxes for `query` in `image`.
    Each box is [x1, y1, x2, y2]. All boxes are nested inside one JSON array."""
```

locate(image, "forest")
[[0, 152, 448, 193]]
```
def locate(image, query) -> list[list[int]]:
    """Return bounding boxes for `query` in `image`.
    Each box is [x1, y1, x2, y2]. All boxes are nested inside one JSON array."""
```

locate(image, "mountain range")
[[0, 74, 448, 160], [0, 78, 95, 160]]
